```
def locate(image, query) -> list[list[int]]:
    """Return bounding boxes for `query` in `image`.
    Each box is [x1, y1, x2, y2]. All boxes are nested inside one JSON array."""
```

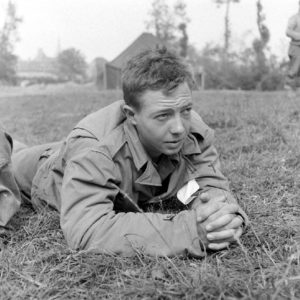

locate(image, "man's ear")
[[122, 104, 137, 125]]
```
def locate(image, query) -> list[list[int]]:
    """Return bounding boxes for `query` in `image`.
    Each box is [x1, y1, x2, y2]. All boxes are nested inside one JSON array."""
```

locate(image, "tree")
[[146, 0, 176, 44], [178, 23, 188, 57], [56, 48, 87, 82], [0, 1, 22, 84], [175, 1, 190, 57], [145, 0, 190, 56], [252, 0, 270, 74], [251, 0, 283, 90], [213, 0, 240, 55]]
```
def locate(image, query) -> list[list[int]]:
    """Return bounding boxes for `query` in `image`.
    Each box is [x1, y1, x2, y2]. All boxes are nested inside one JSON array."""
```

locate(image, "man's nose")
[[170, 115, 185, 135]]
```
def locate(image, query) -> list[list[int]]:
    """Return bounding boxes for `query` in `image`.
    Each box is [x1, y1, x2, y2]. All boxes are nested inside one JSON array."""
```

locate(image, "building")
[[102, 32, 164, 89], [16, 49, 60, 85], [95, 32, 205, 90]]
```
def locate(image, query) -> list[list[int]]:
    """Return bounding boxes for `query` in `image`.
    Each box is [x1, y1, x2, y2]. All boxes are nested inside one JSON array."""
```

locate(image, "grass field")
[[0, 84, 299, 299]]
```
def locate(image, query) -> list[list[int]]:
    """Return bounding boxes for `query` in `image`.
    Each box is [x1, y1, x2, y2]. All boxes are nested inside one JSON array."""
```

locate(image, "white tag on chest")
[[177, 179, 200, 205]]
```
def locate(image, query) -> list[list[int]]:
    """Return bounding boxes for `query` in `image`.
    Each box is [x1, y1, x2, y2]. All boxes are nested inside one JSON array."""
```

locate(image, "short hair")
[[122, 47, 194, 110]]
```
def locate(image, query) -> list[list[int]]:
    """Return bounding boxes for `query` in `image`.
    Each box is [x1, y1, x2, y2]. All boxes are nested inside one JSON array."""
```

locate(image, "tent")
[[103, 32, 164, 89]]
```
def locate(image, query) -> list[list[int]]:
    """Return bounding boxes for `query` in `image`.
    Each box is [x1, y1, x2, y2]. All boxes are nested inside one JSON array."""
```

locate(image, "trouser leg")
[[12, 142, 62, 205], [287, 44, 300, 87]]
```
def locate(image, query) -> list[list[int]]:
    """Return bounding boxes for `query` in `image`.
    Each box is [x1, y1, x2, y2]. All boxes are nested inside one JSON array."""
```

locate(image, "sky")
[[0, 0, 299, 62]]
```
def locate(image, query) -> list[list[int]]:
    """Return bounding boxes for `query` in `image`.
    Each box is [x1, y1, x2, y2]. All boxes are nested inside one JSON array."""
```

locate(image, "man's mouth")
[[165, 139, 183, 145]]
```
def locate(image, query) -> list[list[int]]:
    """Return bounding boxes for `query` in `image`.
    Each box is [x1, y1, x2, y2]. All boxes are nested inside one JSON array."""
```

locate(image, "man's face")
[[130, 82, 193, 159]]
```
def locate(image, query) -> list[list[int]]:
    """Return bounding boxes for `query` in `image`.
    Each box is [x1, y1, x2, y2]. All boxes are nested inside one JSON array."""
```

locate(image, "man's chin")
[[164, 141, 184, 154], [162, 148, 182, 156]]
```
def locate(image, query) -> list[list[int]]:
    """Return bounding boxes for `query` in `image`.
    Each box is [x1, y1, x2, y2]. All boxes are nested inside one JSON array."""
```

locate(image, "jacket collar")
[[181, 134, 202, 156], [123, 120, 149, 170], [124, 120, 162, 186], [123, 120, 202, 187]]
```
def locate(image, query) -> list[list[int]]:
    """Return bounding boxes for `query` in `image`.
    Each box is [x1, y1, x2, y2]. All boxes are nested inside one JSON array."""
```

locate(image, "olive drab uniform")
[[11, 100, 248, 257]]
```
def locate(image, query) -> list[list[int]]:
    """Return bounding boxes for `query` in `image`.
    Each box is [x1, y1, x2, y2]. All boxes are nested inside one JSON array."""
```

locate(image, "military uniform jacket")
[[31, 100, 243, 257]]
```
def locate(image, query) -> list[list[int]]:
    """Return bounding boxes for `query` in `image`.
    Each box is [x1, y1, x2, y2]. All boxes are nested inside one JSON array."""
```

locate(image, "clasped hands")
[[193, 189, 244, 251]]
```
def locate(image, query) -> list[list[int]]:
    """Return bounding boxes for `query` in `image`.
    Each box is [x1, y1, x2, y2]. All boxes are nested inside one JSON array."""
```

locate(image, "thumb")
[[199, 192, 210, 203]]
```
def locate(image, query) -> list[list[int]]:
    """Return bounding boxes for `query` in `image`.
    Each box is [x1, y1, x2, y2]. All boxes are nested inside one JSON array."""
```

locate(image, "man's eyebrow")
[[181, 103, 193, 109], [152, 108, 174, 115], [154, 103, 193, 113]]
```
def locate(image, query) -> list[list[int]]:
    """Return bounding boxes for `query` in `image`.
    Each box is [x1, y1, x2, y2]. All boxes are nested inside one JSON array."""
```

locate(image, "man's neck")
[[151, 154, 162, 165]]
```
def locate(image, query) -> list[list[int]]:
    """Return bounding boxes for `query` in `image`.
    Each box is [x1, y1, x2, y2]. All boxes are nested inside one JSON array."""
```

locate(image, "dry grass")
[[0, 85, 299, 299]]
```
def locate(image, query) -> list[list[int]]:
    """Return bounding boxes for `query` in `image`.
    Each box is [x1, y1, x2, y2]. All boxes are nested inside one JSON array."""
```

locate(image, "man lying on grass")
[[1, 47, 248, 257]]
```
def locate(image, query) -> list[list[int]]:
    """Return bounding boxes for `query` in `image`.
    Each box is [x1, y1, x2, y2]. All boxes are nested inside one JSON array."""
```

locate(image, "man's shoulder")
[[94, 124, 127, 159], [63, 100, 127, 163], [72, 100, 126, 141], [190, 110, 213, 140], [66, 122, 127, 163]]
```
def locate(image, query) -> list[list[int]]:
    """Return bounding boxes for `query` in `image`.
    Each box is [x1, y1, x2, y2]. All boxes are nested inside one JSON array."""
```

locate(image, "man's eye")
[[181, 107, 192, 115], [156, 114, 169, 121]]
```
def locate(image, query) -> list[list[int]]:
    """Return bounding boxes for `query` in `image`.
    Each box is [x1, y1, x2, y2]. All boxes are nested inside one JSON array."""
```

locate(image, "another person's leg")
[[0, 130, 21, 227], [12, 141, 62, 204], [287, 44, 300, 88]]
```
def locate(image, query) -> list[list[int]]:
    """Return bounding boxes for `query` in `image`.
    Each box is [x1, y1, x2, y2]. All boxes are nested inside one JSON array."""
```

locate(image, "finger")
[[208, 227, 243, 244], [206, 227, 243, 250], [198, 192, 211, 203], [226, 215, 244, 230], [208, 242, 230, 250], [203, 203, 240, 224], [206, 214, 236, 231], [207, 229, 235, 241], [233, 227, 243, 241], [196, 202, 226, 222], [199, 192, 227, 203], [208, 215, 244, 232]]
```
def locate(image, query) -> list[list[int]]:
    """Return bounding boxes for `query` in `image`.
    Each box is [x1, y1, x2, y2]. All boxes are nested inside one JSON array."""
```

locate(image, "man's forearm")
[[62, 206, 206, 258], [286, 29, 300, 40]]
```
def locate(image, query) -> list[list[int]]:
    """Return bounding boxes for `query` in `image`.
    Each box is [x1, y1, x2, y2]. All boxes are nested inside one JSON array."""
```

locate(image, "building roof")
[[17, 49, 58, 75], [109, 32, 164, 69]]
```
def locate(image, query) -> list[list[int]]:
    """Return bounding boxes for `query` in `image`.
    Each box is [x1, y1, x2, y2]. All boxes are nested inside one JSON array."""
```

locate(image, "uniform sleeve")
[[188, 114, 249, 225], [286, 16, 300, 40], [0, 131, 21, 227], [186, 110, 229, 192], [189, 123, 230, 193], [60, 149, 206, 257]]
